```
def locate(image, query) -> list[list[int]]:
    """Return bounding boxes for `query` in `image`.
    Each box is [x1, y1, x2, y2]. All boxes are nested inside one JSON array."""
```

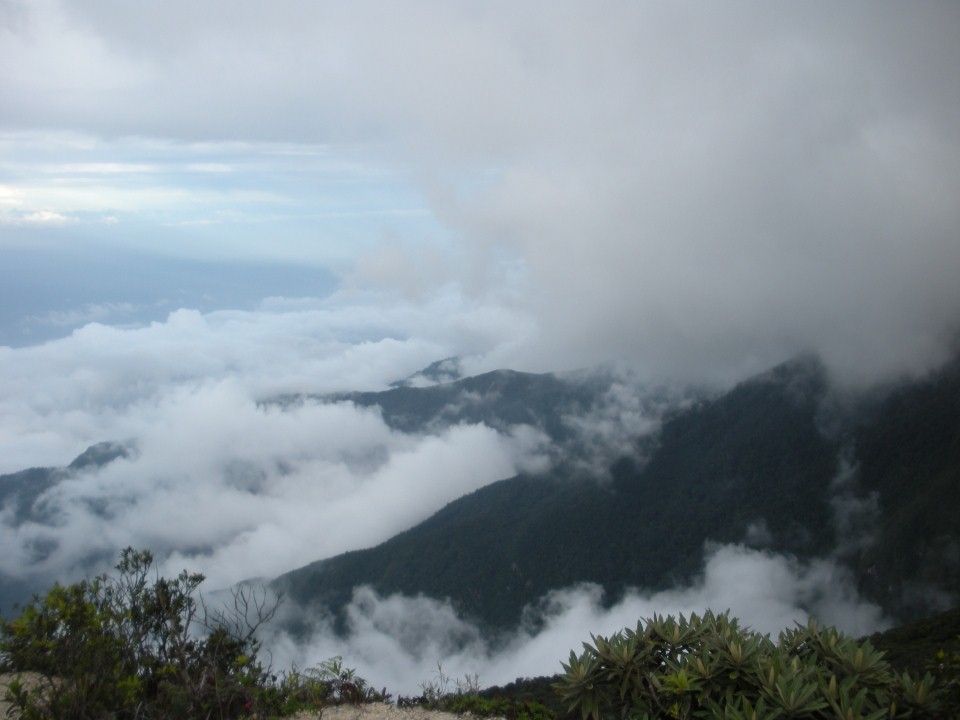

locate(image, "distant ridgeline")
[[272, 353, 960, 633], [0, 440, 135, 614], [2, 353, 959, 633]]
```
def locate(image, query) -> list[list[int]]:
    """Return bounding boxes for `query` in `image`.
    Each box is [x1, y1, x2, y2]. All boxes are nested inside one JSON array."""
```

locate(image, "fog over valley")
[[1, 0, 959, 694]]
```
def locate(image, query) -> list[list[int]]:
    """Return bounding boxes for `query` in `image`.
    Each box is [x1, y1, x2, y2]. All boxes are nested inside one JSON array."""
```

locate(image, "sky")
[[1, 0, 958, 692], [2, 1, 958, 380]]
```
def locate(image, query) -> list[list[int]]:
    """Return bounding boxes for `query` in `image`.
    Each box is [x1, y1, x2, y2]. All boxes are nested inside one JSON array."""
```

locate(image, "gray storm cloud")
[[2, 1, 957, 384]]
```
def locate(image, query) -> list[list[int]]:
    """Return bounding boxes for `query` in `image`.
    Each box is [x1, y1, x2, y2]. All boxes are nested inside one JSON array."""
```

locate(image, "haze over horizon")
[[1, 0, 959, 693], [3, 2, 959, 380]]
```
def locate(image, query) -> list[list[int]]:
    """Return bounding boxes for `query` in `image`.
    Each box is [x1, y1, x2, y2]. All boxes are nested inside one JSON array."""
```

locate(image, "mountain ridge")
[[2, 353, 958, 637], [272, 352, 960, 634]]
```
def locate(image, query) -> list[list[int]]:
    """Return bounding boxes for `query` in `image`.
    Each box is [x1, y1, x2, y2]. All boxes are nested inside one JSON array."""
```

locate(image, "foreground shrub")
[[931, 638, 960, 718], [0, 548, 281, 720], [441, 692, 555, 720], [554, 610, 942, 719]]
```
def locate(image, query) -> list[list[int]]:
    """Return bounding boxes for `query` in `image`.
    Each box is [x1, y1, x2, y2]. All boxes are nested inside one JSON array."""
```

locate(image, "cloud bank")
[[267, 543, 888, 696], [0, 292, 531, 471], [0, 293, 549, 590], [1, 2, 958, 384]]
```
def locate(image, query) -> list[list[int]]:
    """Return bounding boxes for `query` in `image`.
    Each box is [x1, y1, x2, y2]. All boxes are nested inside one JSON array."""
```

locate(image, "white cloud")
[[1, 182, 282, 215], [0, 289, 554, 593], [272, 543, 889, 696], [0, 289, 536, 472], [0, 374, 550, 587], [16, 210, 73, 224], [0, 184, 25, 207], [2, 3, 958, 383]]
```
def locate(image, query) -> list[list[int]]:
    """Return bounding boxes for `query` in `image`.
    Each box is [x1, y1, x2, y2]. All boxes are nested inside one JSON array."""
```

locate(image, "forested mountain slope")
[[0, 441, 133, 613], [283, 366, 667, 441], [274, 354, 960, 633], [850, 353, 960, 616], [274, 356, 849, 630], [4, 353, 957, 635]]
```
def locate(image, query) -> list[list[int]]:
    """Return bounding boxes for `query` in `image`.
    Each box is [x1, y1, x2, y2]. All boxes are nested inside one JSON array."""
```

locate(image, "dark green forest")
[[275, 353, 960, 633]]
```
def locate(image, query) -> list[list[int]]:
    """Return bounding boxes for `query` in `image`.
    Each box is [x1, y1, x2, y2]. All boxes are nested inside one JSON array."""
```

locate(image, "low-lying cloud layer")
[[0, 292, 531, 473], [267, 543, 888, 695], [0, 295, 556, 590]]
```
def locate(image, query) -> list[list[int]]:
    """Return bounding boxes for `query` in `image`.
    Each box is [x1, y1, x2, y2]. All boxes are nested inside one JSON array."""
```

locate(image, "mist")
[[2, 1, 959, 386], [1, 0, 957, 697], [264, 542, 888, 696], [0, 292, 682, 592], [0, 299, 557, 590]]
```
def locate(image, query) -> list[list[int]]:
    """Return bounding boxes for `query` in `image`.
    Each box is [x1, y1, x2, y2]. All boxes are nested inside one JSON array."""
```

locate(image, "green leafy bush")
[[475, 675, 568, 718], [554, 610, 942, 720], [402, 664, 555, 720], [441, 693, 555, 720], [0, 548, 283, 720], [309, 656, 391, 705], [930, 638, 960, 718]]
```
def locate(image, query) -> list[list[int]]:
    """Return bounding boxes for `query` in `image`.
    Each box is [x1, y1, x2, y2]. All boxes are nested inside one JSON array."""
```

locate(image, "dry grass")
[[0, 672, 47, 719]]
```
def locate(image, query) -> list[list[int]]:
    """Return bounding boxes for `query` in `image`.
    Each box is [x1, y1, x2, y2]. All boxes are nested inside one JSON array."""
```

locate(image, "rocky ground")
[[299, 704, 475, 720], [0, 676, 477, 720]]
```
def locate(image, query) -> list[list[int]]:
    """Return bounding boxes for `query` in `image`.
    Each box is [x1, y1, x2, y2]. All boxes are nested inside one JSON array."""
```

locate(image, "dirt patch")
[[1, 683, 484, 720], [296, 703, 488, 720]]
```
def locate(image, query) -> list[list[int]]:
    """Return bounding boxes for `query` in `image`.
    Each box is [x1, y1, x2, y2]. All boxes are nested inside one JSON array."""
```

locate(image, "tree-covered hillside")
[[274, 356, 841, 630], [0, 441, 134, 615], [286, 367, 657, 441], [850, 353, 960, 617], [4, 353, 958, 640], [274, 353, 960, 633]]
